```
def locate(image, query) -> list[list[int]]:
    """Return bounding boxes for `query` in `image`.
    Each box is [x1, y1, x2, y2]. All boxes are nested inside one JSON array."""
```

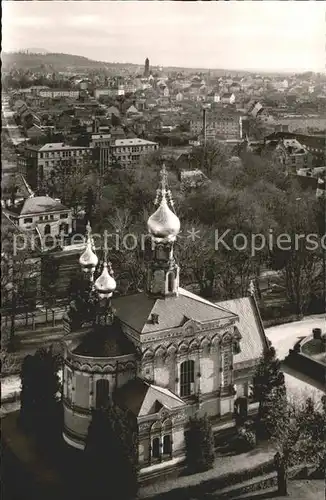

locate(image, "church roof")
[[113, 287, 236, 334], [215, 296, 268, 368], [115, 378, 185, 417], [73, 321, 136, 357]]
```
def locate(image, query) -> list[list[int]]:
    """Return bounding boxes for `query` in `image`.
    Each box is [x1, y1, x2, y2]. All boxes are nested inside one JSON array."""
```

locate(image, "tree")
[[176, 222, 216, 297], [272, 187, 323, 315], [45, 157, 93, 219], [1, 222, 41, 349], [252, 346, 287, 439], [272, 394, 326, 494], [185, 414, 215, 473], [189, 141, 228, 179], [19, 347, 62, 441], [84, 405, 139, 500]]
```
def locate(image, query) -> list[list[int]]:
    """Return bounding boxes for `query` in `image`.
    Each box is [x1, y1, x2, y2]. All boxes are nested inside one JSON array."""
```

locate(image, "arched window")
[[180, 360, 195, 397], [95, 378, 110, 409], [44, 224, 51, 235], [163, 434, 172, 455], [152, 437, 160, 458]]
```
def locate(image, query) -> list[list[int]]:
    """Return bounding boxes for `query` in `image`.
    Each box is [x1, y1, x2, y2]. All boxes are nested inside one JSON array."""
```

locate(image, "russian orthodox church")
[[62, 166, 269, 470]]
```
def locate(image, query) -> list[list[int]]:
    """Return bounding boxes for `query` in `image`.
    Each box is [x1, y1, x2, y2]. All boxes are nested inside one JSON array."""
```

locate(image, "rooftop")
[[39, 143, 90, 151], [73, 321, 136, 358], [216, 296, 269, 368], [6, 196, 69, 216], [113, 138, 157, 147], [113, 287, 236, 335], [115, 378, 185, 417]]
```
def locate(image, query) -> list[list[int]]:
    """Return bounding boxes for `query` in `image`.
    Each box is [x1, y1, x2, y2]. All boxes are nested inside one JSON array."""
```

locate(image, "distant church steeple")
[[146, 165, 180, 298], [144, 57, 150, 78]]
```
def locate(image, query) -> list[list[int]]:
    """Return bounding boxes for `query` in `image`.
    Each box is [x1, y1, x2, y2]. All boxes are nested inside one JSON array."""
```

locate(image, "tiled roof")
[[116, 378, 185, 417], [20, 196, 69, 215], [113, 288, 236, 334], [215, 296, 268, 367]]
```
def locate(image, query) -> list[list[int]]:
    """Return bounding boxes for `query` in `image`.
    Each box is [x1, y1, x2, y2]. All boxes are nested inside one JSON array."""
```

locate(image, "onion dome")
[[147, 164, 180, 242], [79, 223, 98, 271], [148, 198, 180, 242], [94, 262, 116, 298]]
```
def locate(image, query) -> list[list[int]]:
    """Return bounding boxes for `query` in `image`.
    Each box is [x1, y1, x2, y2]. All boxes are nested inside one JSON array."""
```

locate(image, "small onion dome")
[[79, 240, 98, 269], [94, 262, 116, 297], [147, 198, 180, 242]]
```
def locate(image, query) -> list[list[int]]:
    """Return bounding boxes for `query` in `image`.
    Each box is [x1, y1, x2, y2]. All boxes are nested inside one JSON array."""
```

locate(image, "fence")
[[1, 305, 67, 333]]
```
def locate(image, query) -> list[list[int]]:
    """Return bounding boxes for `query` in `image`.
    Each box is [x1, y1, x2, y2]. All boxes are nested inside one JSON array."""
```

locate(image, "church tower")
[[146, 165, 180, 298], [144, 57, 150, 78]]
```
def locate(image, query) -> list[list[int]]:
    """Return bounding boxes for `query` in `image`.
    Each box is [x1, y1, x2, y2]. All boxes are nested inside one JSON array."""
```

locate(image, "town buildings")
[[273, 138, 312, 174], [61, 166, 268, 470], [265, 131, 325, 167]]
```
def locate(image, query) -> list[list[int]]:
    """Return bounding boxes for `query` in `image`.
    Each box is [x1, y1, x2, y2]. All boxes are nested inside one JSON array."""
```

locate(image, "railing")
[[1, 305, 67, 333]]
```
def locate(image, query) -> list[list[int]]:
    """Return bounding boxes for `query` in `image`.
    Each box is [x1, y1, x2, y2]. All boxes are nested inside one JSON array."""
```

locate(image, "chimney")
[[151, 313, 159, 324], [203, 107, 207, 145], [313, 328, 322, 340]]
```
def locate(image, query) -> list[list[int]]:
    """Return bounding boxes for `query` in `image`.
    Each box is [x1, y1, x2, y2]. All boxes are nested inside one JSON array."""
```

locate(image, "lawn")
[[139, 444, 275, 499]]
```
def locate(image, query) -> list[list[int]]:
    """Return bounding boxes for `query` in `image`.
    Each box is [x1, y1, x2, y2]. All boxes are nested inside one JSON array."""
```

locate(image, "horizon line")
[[3, 49, 324, 76]]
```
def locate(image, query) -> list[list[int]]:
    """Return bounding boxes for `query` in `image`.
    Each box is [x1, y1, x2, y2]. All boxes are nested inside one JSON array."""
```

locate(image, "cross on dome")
[[154, 164, 176, 212], [248, 279, 256, 296]]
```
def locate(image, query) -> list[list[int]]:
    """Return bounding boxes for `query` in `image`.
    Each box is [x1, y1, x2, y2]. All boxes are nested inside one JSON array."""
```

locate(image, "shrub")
[[185, 414, 215, 473], [235, 420, 257, 453]]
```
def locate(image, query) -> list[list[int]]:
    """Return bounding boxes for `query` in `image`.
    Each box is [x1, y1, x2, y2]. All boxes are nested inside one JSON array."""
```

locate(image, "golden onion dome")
[[79, 240, 98, 269], [94, 262, 116, 296], [147, 198, 181, 241]]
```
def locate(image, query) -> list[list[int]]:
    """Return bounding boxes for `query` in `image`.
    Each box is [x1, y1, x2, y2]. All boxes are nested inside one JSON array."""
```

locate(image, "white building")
[[111, 138, 158, 166], [3, 195, 72, 246], [39, 89, 80, 99]]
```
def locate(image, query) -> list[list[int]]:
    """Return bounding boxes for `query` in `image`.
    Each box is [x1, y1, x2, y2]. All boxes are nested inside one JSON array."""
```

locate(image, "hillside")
[[2, 51, 298, 77], [1, 52, 135, 72]]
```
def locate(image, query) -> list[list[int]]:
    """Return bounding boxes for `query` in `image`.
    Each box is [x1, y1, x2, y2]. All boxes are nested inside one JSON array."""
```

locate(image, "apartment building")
[[110, 138, 158, 166], [39, 89, 80, 99], [94, 88, 113, 100], [190, 114, 240, 140], [20, 143, 91, 190]]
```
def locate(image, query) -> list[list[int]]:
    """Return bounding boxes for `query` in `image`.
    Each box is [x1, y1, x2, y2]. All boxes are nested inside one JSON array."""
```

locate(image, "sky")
[[2, 1, 326, 72]]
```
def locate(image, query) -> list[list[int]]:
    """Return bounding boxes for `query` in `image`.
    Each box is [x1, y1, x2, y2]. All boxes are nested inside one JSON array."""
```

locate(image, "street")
[[265, 314, 325, 400]]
